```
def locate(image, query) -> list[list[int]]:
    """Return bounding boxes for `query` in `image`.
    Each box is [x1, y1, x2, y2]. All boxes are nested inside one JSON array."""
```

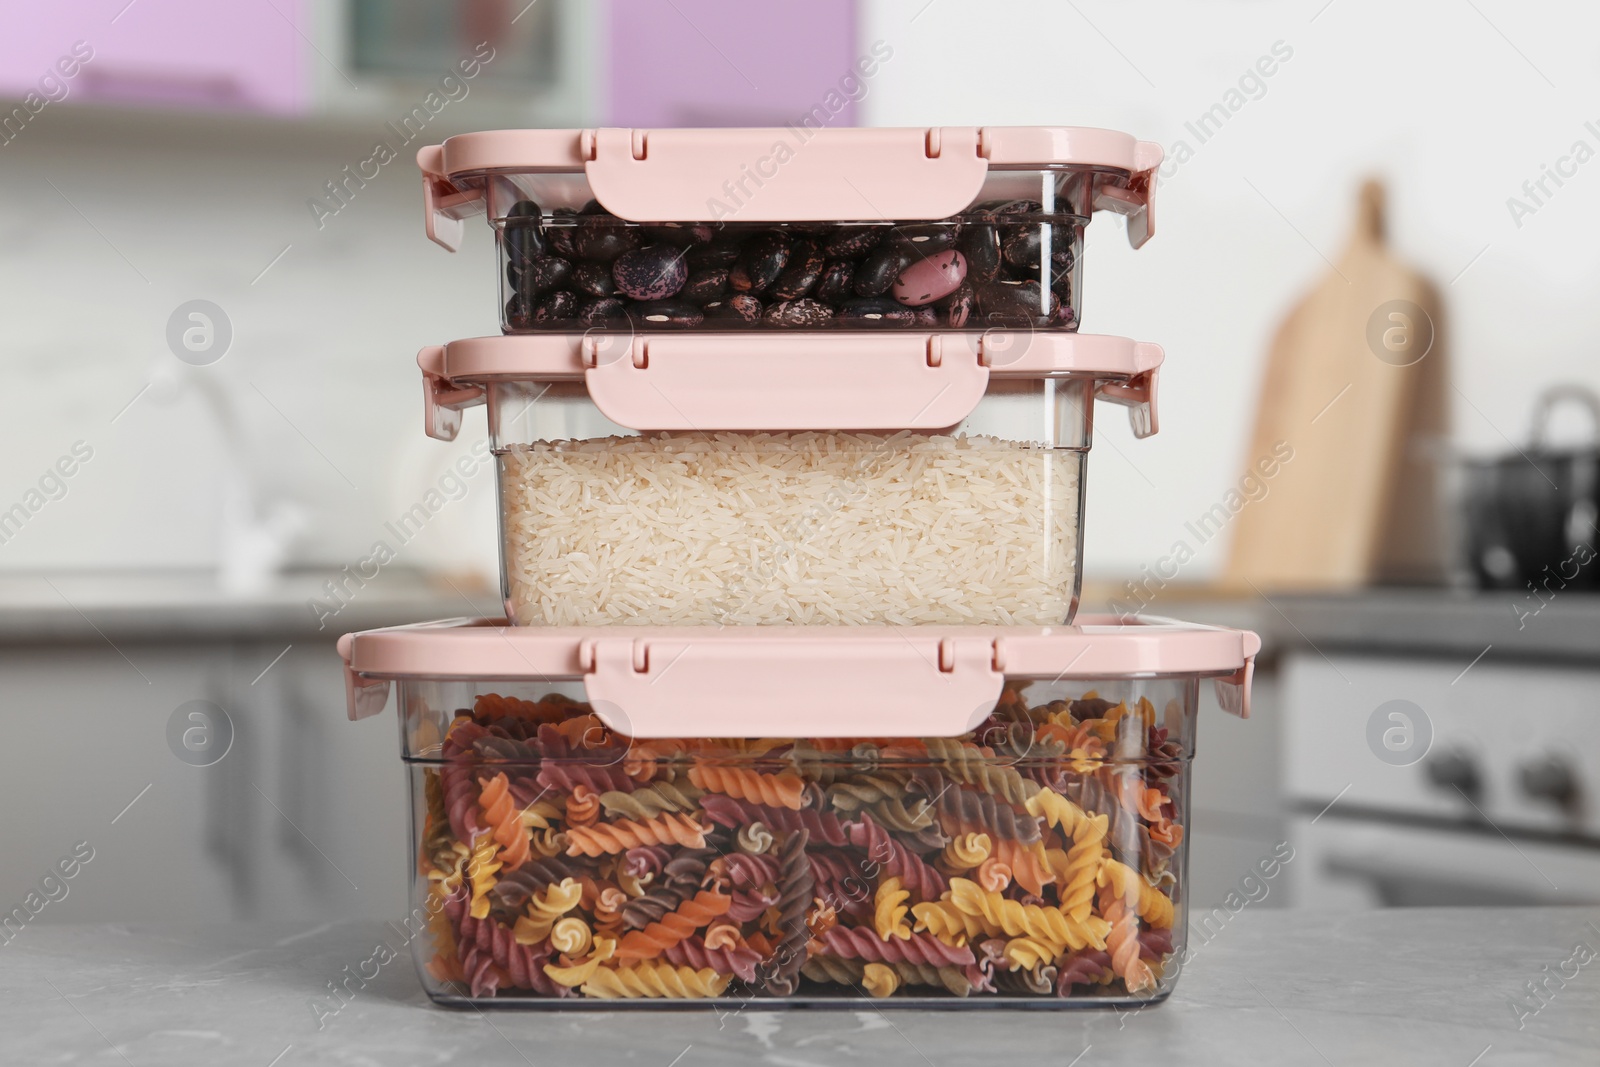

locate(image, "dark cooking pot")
[[1462, 385, 1599, 591]]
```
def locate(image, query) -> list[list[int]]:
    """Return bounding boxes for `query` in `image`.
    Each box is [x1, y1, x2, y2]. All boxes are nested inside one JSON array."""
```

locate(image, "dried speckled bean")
[[730, 232, 791, 294]]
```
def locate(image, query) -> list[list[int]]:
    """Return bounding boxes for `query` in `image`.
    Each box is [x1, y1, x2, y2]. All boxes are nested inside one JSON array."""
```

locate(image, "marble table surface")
[[4, 908, 1596, 1065]]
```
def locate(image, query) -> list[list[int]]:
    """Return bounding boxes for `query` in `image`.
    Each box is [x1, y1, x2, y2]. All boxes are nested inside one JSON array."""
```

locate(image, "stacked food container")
[[338, 126, 1261, 1007]]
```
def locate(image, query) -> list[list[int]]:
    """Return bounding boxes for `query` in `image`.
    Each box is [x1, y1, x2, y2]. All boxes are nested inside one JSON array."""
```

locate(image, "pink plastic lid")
[[418, 331, 1163, 440], [338, 616, 1260, 738], [417, 126, 1161, 248]]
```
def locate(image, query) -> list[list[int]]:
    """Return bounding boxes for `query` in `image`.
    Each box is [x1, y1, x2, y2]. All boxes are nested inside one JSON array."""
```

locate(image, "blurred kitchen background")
[[3, 0, 1598, 926]]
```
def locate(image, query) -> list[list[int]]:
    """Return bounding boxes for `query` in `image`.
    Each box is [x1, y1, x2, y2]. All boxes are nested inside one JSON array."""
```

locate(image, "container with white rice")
[[498, 431, 1081, 626]]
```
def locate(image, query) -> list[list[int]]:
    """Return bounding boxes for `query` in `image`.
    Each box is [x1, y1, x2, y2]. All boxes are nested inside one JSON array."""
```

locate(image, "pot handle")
[[1529, 385, 1600, 448]]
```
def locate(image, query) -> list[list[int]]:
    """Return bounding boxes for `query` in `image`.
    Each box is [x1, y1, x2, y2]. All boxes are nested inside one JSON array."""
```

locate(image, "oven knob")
[[1519, 755, 1579, 809], [1424, 747, 1481, 800]]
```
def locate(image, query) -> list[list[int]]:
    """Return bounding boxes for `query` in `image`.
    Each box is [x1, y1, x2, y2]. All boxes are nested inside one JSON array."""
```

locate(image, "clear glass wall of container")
[[399, 673, 1199, 1007], [488, 377, 1092, 627], [489, 168, 1091, 335]]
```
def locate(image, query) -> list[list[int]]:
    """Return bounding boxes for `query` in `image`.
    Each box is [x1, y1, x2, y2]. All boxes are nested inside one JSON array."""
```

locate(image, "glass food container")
[[419, 332, 1163, 627], [338, 616, 1261, 1008], [416, 127, 1161, 335]]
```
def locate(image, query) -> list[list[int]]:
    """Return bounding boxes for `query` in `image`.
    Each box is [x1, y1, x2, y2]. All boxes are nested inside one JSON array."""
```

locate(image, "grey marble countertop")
[[4, 909, 1596, 1065]]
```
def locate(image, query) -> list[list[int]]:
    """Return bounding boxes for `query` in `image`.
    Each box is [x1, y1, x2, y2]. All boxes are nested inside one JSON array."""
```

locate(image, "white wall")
[[0, 106, 504, 581], [4, 1, 1598, 584], [864, 0, 1600, 580]]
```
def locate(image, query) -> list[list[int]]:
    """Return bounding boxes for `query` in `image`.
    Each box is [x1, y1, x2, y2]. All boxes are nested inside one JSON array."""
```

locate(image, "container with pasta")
[[419, 331, 1162, 627], [339, 615, 1260, 1007]]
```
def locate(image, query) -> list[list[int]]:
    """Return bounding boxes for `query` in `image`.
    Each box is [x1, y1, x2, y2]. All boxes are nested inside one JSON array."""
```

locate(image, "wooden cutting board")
[[1224, 179, 1447, 590]]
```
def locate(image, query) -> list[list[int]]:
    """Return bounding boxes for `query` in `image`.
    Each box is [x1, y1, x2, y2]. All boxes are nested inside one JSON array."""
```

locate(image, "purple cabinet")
[[0, 0, 306, 115], [606, 0, 862, 127]]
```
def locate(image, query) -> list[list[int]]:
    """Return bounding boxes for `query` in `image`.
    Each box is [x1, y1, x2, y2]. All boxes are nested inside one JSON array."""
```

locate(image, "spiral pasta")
[[441, 754, 486, 844], [549, 916, 592, 957], [808, 852, 874, 920], [923, 737, 1038, 806], [466, 836, 501, 920], [579, 962, 731, 999], [994, 961, 1057, 995], [614, 889, 732, 960], [947, 878, 1109, 952], [825, 774, 908, 810], [427, 840, 470, 897], [518, 799, 563, 831], [818, 925, 976, 967], [621, 883, 696, 929], [421, 770, 460, 877], [911, 899, 991, 944], [661, 849, 719, 886], [807, 898, 839, 939], [801, 956, 981, 997], [615, 869, 650, 898], [512, 877, 583, 944], [863, 795, 938, 833], [489, 858, 584, 916], [478, 773, 532, 872], [1067, 772, 1176, 875], [991, 837, 1055, 898], [1025, 788, 1088, 835], [801, 954, 864, 986], [543, 936, 616, 988], [599, 782, 703, 821], [688, 765, 806, 810], [592, 884, 629, 930], [1097, 858, 1174, 929], [755, 828, 815, 996], [938, 832, 992, 873], [736, 821, 775, 855], [564, 814, 708, 857], [1001, 935, 1059, 972], [537, 761, 636, 797], [474, 692, 561, 724], [529, 828, 569, 859], [935, 787, 1043, 843], [712, 852, 780, 895], [699, 795, 850, 846], [565, 785, 601, 827], [663, 935, 763, 982], [1099, 882, 1156, 993], [847, 813, 946, 902], [862, 962, 900, 998], [985, 719, 1068, 766], [550, 712, 611, 749], [974, 856, 1012, 893], [1058, 811, 1107, 923], [702, 922, 741, 950], [873, 877, 912, 941]]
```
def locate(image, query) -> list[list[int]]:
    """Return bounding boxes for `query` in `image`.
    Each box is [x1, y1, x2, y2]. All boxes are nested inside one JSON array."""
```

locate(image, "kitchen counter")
[[5, 909, 1595, 1065], [6, 572, 1599, 662], [0, 569, 502, 643], [1080, 584, 1600, 665], [1260, 588, 1600, 663]]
